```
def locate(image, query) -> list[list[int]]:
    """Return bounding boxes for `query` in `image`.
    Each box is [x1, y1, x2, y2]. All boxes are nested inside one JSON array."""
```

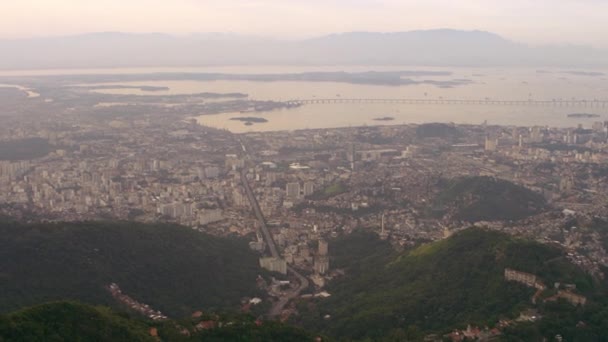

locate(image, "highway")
[[239, 169, 279, 258], [238, 140, 309, 318]]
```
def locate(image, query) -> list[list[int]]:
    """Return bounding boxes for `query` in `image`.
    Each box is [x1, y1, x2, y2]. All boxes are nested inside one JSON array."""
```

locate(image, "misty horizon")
[[1, 29, 607, 70], [4, 0, 608, 49], [0, 28, 598, 47]]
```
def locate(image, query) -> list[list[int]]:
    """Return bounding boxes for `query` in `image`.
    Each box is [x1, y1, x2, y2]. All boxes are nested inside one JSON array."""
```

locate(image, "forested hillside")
[[297, 228, 602, 340], [0, 302, 153, 342], [0, 301, 322, 342], [434, 176, 547, 222], [0, 221, 261, 317]]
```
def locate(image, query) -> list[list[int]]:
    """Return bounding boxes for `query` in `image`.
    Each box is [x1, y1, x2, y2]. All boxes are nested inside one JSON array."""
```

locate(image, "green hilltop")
[[297, 228, 603, 341], [0, 221, 262, 317], [0, 301, 154, 342], [0, 301, 321, 342], [434, 176, 547, 222]]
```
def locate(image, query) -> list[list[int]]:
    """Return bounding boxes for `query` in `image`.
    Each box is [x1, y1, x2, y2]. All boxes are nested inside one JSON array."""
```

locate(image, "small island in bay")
[[230, 117, 269, 125], [373, 116, 395, 121], [138, 86, 170, 92], [567, 113, 601, 118]]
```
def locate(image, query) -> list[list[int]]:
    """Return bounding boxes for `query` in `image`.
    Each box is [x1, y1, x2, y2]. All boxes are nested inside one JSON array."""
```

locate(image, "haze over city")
[[2, 1, 608, 341]]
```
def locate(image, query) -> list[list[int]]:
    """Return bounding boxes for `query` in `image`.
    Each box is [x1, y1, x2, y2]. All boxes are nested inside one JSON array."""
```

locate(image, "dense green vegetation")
[[308, 182, 349, 200], [0, 301, 153, 342], [0, 137, 53, 161], [415, 123, 461, 139], [297, 228, 597, 341], [531, 142, 592, 154], [434, 176, 547, 222], [3, 225, 608, 341], [586, 217, 608, 253], [0, 302, 323, 342], [499, 298, 608, 341], [328, 230, 395, 275], [158, 314, 321, 342], [0, 221, 262, 317], [323, 183, 347, 196], [292, 203, 382, 218]]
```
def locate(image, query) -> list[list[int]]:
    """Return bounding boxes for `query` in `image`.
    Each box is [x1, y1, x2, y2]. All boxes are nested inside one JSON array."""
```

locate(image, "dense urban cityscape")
[[2, 78, 608, 337], [4, 1, 608, 336]]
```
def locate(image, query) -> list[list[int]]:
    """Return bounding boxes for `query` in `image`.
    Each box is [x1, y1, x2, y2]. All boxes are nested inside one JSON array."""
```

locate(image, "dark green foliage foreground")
[[297, 228, 601, 341], [0, 221, 261, 317], [0, 302, 320, 342], [195, 321, 315, 342], [0, 302, 153, 342], [3, 224, 608, 341], [157, 314, 320, 342], [434, 176, 547, 222]]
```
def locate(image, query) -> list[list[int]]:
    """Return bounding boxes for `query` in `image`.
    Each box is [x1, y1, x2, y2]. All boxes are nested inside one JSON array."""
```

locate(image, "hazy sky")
[[3, 0, 608, 47]]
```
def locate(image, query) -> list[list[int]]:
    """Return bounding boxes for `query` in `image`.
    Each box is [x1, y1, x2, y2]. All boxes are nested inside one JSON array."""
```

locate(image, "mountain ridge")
[[1, 29, 606, 69]]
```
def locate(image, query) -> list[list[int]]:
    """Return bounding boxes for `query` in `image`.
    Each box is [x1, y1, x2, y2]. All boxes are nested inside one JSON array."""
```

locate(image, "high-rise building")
[[303, 182, 315, 197], [232, 188, 249, 207], [348, 142, 357, 171], [314, 239, 330, 275], [485, 137, 498, 151], [318, 239, 328, 256], [286, 182, 301, 199], [511, 127, 518, 140], [259, 257, 287, 275], [266, 172, 277, 186], [530, 126, 542, 143], [380, 214, 389, 240]]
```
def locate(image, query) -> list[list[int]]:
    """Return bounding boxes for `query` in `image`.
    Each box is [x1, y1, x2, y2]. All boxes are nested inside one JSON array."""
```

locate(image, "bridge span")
[[284, 98, 608, 107]]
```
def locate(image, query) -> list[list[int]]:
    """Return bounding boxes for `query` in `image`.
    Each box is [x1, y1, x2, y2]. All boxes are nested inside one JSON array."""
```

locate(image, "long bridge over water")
[[284, 98, 608, 107]]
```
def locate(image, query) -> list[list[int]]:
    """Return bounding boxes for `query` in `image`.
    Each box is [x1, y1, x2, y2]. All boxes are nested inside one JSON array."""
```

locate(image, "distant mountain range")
[[1, 29, 606, 69]]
